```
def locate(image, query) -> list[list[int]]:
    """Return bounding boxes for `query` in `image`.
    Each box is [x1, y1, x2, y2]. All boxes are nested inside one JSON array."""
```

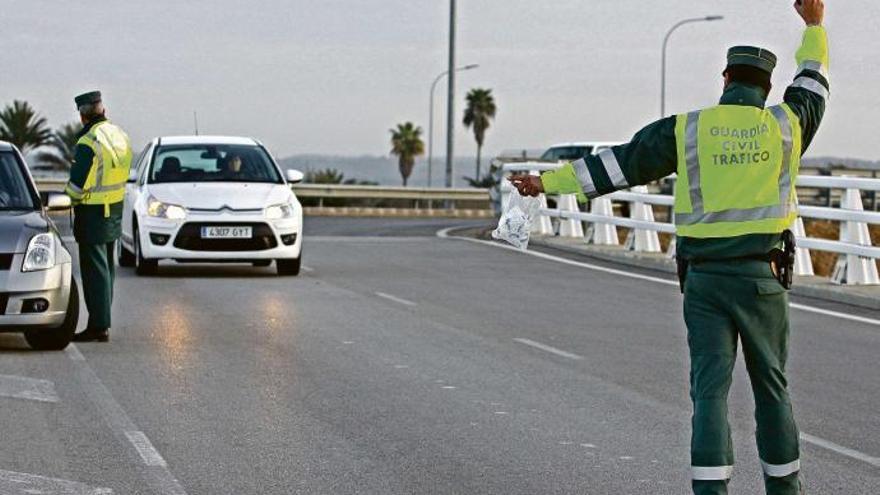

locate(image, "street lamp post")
[[661, 15, 724, 118], [428, 64, 478, 187], [445, 0, 457, 189]]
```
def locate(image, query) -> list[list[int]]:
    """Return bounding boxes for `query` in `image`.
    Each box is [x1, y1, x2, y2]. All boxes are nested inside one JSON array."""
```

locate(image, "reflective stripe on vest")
[[76, 121, 132, 213], [673, 104, 800, 238]]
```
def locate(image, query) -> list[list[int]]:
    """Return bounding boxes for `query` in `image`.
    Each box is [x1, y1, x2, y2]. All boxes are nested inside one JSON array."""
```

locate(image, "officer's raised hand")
[[508, 175, 543, 197], [795, 0, 824, 25]]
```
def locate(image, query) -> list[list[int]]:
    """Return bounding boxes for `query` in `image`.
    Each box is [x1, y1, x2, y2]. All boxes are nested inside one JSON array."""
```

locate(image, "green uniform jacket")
[[541, 26, 829, 261], [68, 116, 124, 244]]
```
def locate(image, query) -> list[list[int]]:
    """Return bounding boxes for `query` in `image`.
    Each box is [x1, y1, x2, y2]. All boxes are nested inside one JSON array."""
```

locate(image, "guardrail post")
[[831, 188, 880, 285], [531, 193, 554, 236], [791, 216, 815, 276], [623, 186, 661, 252], [557, 194, 584, 238], [585, 197, 619, 245]]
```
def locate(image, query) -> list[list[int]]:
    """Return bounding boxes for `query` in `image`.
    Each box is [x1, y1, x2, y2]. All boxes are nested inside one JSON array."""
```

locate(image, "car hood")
[[0, 211, 48, 253], [147, 183, 292, 210]]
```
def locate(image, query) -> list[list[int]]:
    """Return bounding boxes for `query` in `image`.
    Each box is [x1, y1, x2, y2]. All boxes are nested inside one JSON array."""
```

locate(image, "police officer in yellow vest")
[[512, 1, 827, 493], [64, 91, 133, 343]]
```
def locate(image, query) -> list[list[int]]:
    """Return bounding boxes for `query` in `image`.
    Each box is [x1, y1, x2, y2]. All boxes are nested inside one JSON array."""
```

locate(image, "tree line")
[[390, 87, 496, 187], [0, 100, 79, 170]]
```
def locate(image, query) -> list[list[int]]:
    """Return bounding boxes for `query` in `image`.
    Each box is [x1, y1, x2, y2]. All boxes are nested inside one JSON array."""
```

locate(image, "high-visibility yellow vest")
[[673, 104, 801, 238], [70, 121, 132, 217]]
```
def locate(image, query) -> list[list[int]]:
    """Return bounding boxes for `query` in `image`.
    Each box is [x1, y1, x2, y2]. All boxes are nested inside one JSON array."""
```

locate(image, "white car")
[[540, 141, 621, 162], [119, 136, 304, 276]]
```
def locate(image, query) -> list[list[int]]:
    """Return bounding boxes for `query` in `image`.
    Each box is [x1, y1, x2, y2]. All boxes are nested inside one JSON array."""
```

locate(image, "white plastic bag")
[[492, 191, 541, 250]]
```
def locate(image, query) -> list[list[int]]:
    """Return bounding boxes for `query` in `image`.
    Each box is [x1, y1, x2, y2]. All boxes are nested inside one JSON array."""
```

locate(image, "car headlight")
[[147, 195, 187, 220], [22, 233, 56, 272], [264, 202, 296, 220]]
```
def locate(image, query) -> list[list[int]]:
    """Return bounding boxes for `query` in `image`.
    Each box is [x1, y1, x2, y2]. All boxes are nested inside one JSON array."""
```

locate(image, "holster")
[[769, 229, 797, 290], [676, 257, 689, 294]]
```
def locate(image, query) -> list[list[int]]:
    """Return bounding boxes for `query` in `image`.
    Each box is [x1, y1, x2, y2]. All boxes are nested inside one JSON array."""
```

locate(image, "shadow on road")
[[116, 263, 285, 279]]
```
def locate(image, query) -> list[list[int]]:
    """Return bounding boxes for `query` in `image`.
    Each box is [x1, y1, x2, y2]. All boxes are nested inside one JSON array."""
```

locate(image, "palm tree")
[[462, 88, 497, 180], [36, 122, 82, 171], [0, 100, 53, 154], [389, 122, 425, 187]]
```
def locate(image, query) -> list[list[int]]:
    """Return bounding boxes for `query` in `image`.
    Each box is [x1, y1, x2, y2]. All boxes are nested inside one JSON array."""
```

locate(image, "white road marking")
[[494, 411, 508, 415], [66, 346, 187, 494], [439, 229, 880, 327], [309, 236, 430, 243], [514, 338, 584, 361], [620, 456, 634, 460], [800, 432, 880, 468], [375, 291, 417, 307], [442, 385, 457, 390], [342, 341, 354, 345], [393, 364, 409, 369], [125, 430, 168, 467], [0, 469, 113, 494], [0, 374, 59, 403], [581, 443, 597, 448], [65, 344, 86, 361]]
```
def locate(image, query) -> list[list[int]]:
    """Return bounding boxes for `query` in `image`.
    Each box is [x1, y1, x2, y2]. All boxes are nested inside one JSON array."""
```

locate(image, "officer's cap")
[[74, 91, 102, 109], [726, 46, 777, 75]]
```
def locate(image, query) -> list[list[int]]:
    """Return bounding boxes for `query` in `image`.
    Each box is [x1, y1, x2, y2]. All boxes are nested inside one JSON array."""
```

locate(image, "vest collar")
[[78, 116, 108, 138], [719, 83, 767, 108]]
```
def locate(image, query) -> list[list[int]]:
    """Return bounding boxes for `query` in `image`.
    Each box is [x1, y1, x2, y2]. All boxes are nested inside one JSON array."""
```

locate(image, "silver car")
[[0, 141, 78, 350]]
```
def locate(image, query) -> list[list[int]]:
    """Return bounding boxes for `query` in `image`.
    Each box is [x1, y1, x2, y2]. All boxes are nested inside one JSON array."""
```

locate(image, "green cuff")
[[541, 163, 587, 203]]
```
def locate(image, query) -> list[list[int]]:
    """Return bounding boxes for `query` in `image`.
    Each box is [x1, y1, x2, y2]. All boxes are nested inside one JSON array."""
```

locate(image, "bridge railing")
[[502, 162, 880, 285], [32, 179, 492, 216]]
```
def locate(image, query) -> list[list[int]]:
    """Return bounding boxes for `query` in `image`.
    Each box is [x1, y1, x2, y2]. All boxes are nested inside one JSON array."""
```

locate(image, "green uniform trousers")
[[683, 259, 801, 495], [78, 242, 116, 330]]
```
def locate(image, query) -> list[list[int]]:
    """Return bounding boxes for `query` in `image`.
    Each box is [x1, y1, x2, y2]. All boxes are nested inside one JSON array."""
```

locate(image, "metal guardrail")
[[503, 162, 880, 285], [32, 179, 492, 211]]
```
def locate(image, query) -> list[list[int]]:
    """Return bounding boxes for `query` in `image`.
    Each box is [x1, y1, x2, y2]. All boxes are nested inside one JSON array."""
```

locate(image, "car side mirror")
[[286, 169, 305, 184], [45, 192, 72, 210], [128, 169, 139, 183]]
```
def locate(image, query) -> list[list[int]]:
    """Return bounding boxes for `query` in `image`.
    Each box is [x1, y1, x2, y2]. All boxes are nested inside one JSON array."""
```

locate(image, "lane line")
[[65, 344, 86, 361], [514, 338, 584, 361], [66, 346, 187, 494], [309, 236, 430, 243], [438, 229, 880, 327], [800, 432, 880, 468], [0, 374, 60, 403], [0, 469, 113, 494], [125, 430, 168, 467], [375, 291, 417, 307]]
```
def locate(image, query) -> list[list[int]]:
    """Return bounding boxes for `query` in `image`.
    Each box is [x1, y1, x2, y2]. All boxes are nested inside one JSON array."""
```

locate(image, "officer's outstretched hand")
[[509, 175, 544, 197], [795, 0, 824, 26]]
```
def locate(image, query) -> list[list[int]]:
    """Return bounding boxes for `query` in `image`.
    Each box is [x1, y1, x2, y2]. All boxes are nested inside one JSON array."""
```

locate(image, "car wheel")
[[253, 260, 272, 267], [134, 224, 158, 276], [118, 238, 135, 267], [276, 256, 301, 276], [25, 278, 79, 351]]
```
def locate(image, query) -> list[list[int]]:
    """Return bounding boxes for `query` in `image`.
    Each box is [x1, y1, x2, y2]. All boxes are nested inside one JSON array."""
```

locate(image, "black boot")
[[72, 327, 109, 343]]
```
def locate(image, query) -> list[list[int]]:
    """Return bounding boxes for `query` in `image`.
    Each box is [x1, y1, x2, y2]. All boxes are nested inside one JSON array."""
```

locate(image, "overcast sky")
[[2, 1, 875, 161]]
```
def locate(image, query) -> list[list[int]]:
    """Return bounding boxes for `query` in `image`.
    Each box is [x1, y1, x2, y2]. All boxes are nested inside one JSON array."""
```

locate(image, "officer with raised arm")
[[512, 2, 827, 493], [64, 91, 133, 343]]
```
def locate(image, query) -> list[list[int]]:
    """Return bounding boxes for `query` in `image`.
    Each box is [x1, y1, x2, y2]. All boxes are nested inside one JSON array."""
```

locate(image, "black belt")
[[676, 230, 796, 293]]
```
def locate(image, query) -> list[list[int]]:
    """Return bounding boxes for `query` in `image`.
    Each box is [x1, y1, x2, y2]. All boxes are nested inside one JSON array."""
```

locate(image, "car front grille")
[[0, 294, 8, 315], [0, 254, 12, 270], [172, 222, 278, 252]]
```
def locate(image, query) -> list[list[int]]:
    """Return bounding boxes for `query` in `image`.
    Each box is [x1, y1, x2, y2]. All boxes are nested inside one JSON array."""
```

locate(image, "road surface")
[[0, 217, 877, 494]]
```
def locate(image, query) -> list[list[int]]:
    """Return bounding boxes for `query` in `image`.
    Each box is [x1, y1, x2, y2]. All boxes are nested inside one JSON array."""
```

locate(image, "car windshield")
[[149, 144, 282, 184], [0, 151, 40, 210], [540, 146, 594, 161]]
